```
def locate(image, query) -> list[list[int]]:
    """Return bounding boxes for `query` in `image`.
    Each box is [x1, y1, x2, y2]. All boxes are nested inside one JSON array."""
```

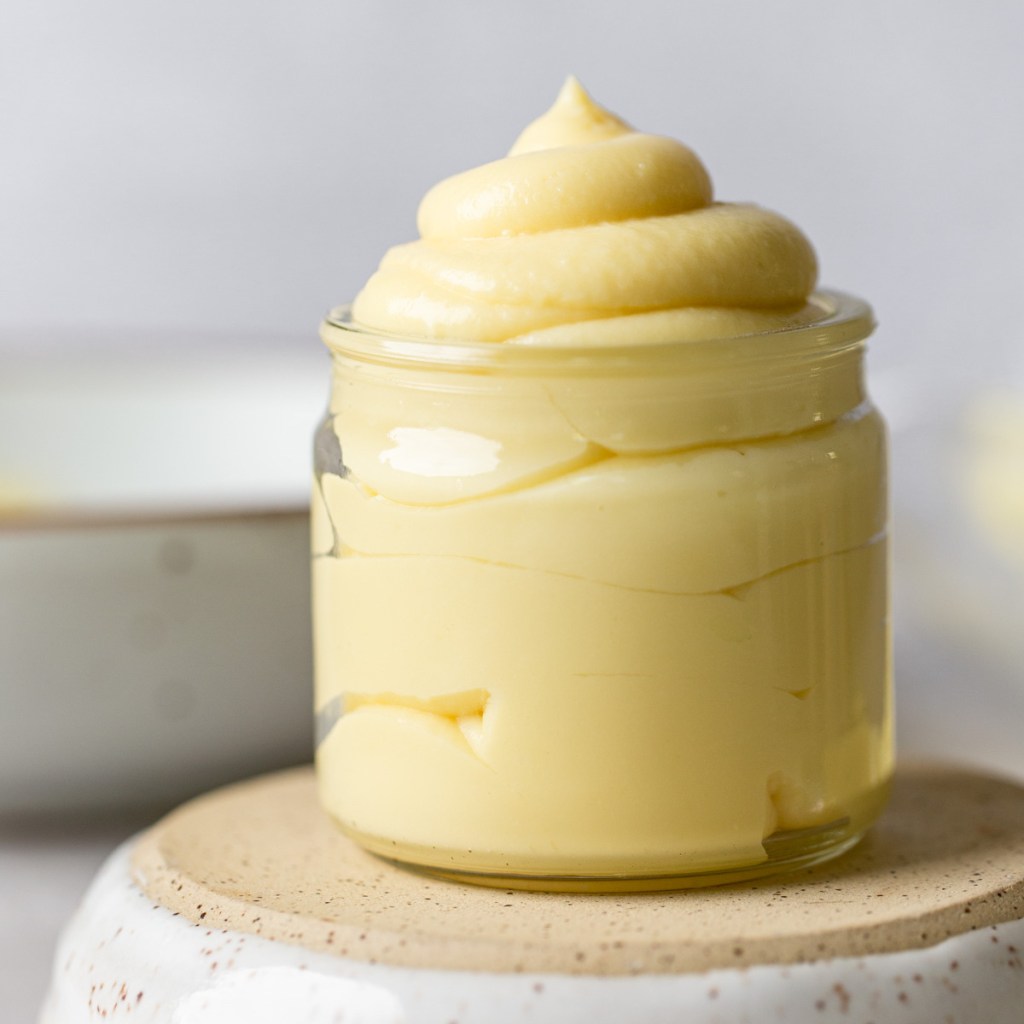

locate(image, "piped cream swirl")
[[352, 77, 819, 345]]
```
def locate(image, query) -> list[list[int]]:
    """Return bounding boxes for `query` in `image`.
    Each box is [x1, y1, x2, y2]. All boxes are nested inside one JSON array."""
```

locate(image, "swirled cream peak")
[[508, 75, 632, 155], [418, 78, 711, 241], [352, 78, 819, 344]]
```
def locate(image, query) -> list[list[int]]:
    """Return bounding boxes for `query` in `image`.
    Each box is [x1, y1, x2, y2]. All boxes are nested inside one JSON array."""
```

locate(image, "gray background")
[[3, 0, 1023, 391], [4, 1, 1024, 1018]]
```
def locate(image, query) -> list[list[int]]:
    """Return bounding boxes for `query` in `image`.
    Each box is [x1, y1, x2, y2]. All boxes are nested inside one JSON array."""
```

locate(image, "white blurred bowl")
[[873, 366, 1024, 782], [0, 334, 327, 813]]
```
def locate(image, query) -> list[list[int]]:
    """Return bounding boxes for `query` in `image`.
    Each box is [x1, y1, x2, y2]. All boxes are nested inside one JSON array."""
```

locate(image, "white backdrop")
[[3, 0, 1023, 386], [3, 1, 1024, 762], [4, 7, 1024, 1015]]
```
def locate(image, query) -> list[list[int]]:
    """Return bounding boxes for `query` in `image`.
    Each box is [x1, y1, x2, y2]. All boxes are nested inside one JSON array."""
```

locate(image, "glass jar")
[[312, 290, 891, 891]]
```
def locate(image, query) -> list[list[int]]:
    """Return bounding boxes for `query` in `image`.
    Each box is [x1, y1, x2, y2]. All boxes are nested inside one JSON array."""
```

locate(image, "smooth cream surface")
[[352, 77, 819, 345], [316, 81, 890, 879]]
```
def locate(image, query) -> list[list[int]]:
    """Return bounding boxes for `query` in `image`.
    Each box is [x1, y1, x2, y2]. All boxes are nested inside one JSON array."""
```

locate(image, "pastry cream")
[[314, 79, 891, 887], [352, 77, 818, 346]]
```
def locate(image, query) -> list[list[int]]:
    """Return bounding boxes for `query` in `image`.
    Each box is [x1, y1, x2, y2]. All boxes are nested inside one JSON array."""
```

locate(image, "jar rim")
[[320, 290, 874, 373]]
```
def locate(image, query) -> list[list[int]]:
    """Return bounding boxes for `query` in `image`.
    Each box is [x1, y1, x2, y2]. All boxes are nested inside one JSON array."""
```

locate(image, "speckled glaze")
[[41, 764, 1024, 1023]]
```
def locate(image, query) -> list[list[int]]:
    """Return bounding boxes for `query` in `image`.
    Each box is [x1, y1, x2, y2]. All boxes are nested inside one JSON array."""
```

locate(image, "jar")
[[312, 290, 891, 891]]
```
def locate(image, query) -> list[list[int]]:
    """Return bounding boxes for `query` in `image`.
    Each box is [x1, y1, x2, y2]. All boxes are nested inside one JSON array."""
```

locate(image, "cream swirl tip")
[[352, 78, 818, 344]]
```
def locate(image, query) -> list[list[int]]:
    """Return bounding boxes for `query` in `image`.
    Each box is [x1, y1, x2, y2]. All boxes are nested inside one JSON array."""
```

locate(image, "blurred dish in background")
[[881, 366, 1024, 781], [965, 392, 1024, 567], [0, 336, 326, 814]]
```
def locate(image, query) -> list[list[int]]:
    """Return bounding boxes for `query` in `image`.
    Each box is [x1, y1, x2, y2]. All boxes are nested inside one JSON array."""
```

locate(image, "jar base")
[[341, 816, 871, 893]]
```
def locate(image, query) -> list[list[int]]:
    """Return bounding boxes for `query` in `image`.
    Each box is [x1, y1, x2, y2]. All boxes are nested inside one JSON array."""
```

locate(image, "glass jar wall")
[[312, 291, 891, 891]]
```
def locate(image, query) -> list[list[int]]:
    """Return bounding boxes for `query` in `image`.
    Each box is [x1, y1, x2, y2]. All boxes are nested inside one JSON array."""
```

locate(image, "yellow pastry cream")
[[314, 78, 892, 889]]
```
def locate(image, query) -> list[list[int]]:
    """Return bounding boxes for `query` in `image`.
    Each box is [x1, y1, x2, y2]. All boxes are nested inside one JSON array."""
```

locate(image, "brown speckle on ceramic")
[[131, 764, 1024, 976]]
